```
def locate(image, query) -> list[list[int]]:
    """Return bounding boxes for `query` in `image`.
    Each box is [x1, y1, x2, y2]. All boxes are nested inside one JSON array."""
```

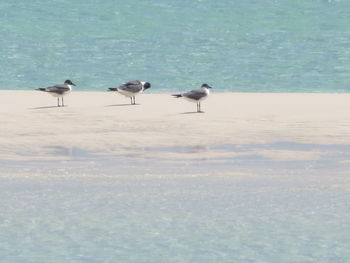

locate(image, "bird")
[[108, 80, 151, 105], [36, 80, 76, 107], [172, 83, 212, 112]]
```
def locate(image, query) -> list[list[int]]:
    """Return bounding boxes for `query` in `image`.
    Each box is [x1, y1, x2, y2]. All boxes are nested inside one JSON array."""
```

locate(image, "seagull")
[[172, 83, 212, 112], [108, 80, 151, 105], [36, 80, 76, 107]]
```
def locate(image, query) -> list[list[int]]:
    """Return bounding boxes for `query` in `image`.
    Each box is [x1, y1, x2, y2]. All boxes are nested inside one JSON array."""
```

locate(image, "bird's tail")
[[36, 88, 47, 92], [172, 94, 182, 98], [108, 88, 118, 92]]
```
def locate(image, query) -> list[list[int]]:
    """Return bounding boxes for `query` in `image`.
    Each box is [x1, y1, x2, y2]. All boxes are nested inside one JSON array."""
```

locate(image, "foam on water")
[[1, 0, 350, 92]]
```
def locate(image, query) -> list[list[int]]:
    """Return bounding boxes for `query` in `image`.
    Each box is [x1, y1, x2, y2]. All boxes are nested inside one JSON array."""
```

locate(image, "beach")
[[1, 91, 350, 262], [1, 90, 350, 173], [2, 91, 350, 163]]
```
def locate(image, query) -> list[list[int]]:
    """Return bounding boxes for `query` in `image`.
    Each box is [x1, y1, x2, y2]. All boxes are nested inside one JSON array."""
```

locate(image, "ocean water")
[[1, 0, 350, 92]]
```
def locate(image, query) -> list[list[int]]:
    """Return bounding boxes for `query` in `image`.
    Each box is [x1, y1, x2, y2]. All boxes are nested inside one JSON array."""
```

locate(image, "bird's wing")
[[183, 89, 207, 100], [125, 80, 141, 86], [45, 84, 70, 94], [119, 81, 142, 93]]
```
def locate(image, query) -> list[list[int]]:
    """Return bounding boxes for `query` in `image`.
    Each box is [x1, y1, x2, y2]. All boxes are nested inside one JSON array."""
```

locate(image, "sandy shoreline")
[[1, 90, 350, 161], [2, 90, 350, 262]]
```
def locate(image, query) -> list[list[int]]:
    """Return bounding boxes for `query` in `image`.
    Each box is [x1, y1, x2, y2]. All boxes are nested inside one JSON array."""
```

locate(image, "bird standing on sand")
[[36, 80, 76, 107], [108, 80, 151, 105], [172, 83, 212, 112]]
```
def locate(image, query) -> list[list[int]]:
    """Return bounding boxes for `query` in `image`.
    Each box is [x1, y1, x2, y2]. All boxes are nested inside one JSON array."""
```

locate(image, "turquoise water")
[[1, 0, 350, 92]]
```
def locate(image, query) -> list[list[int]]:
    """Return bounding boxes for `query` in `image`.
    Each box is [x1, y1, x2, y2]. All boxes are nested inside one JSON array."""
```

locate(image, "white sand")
[[1, 90, 350, 160]]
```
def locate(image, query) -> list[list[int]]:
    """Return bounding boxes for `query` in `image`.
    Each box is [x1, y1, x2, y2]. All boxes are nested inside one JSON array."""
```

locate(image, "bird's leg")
[[62, 97, 64, 107], [133, 96, 136, 105], [57, 97, 60, 107], [130, 97, 133, 105], [197, 102, 202, 112]]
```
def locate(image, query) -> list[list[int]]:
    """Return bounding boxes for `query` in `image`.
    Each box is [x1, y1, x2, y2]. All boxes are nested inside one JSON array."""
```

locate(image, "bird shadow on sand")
[[29, 105, 65, 110], [180, 111, 205, 115], [105, 104, 140, 107]]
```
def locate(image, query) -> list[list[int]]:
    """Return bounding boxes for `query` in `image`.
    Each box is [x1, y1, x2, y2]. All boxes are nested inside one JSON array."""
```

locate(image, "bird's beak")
[[72, 83, 76, 86]]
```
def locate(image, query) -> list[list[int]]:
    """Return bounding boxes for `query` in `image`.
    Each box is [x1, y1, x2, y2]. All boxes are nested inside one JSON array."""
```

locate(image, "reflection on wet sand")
[[1, 142, 350, 177]]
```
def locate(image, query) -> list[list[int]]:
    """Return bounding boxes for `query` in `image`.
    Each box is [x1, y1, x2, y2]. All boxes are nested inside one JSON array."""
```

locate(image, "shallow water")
[[0, 169, 349, 262], [1, 142, 350, 262], [1, 0, 350, 92]]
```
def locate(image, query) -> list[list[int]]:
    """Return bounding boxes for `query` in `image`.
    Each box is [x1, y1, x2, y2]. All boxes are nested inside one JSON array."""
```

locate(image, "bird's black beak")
[[72, 83, 76, 86]]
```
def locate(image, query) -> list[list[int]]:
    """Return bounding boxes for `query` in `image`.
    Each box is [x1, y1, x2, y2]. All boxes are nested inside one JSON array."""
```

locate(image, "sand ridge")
[[1, 91, 350, 160]]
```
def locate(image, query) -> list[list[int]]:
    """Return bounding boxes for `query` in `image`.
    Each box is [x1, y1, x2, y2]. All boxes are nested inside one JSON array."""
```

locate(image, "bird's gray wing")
[[119, 81, 142, 93], [183, 89, 207, 100], [45, 84, 70, 94], [125, 80, 141, 86]]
